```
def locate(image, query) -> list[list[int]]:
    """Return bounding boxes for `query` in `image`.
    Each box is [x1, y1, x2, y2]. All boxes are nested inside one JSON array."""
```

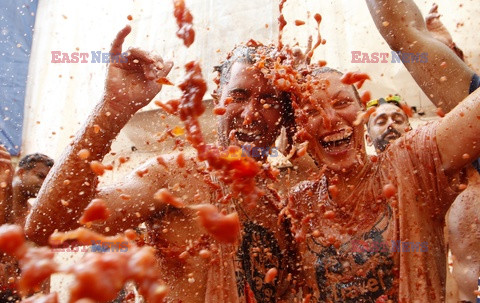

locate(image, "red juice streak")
[[340, 72, 371, 89], [278, 0, 287, 49], [360, 91, 371, 106], [306, 13, 322, 61], [173, 0, 195, 47], [177, 61, 207, 149], [177, 62, 267, 207], [295, 20, 305, 26]]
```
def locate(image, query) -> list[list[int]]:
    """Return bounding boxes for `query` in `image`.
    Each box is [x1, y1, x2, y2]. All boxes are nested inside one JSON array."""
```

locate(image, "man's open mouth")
[[320, 128, 353, 153], [384, 132, 400, 141]]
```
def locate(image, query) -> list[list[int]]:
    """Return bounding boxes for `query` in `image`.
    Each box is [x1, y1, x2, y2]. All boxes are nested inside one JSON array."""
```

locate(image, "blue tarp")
[[0, 0, 38, 156]]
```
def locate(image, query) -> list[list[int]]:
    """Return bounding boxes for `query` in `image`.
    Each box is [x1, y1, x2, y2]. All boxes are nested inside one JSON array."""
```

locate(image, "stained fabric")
[[287, 122, 458, 302], [0, 0, 38, 155]]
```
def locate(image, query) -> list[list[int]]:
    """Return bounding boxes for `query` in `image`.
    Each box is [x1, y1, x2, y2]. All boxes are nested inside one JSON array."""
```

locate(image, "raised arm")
[[437, 87, 480, 174], [365, 0, 474, 112], [25, 25, 173, 245], [0, 145, 13, 225]]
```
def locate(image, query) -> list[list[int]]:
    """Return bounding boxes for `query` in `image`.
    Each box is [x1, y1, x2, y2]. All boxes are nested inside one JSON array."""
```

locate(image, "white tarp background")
[[22, 0, 480, 159], [19, 1, 479, 301]]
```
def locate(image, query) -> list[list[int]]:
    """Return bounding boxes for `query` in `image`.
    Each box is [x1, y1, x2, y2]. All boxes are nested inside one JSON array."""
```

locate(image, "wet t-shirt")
[[288, 122, 457, 303]]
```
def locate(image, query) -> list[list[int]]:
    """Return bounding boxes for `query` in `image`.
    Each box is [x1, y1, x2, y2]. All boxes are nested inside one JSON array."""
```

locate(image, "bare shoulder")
[[126, 153, 212, 203]]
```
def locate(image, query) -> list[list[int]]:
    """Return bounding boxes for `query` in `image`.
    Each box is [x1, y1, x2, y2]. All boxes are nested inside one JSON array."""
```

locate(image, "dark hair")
[[213, 43, 296, 152], [18, 153, 54, 170], [214, 45, 255, 95], [214, 43, 281, 95]]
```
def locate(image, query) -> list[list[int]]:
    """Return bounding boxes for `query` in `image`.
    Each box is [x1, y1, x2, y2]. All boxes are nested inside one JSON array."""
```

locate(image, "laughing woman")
[[284, 67, 480, 303]]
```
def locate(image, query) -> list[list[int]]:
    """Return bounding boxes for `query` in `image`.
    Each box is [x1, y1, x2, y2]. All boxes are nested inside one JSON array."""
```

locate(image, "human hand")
[[104, 25, 174, 114], [0, 145, 13, 184], [426, 3, 439, 21], [425, 3, 454, 47]]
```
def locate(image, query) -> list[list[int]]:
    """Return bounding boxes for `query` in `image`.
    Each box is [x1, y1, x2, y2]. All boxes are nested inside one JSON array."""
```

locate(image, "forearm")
[[437, 88, 480, 174], [366, 0, 474, 112], [366, 0, 426, 49], [25, 98, 134, 245], [0, 155, 13, 225]]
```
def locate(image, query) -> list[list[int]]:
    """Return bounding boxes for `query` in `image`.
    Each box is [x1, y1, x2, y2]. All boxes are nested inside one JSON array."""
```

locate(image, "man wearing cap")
[[365, 95, 411, 153]]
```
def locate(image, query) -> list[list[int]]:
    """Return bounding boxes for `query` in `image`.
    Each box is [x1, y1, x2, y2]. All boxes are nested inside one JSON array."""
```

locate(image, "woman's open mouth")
[[319, 128, 353, 154]]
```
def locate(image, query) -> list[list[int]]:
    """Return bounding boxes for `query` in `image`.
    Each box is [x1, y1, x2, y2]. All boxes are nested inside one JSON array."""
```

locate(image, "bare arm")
[[437, 88, 480, 174], [365, 0, 474, 112], [92, 154, 207, 235], [25, 25, 173, 245], [0, 145, 13, 225]]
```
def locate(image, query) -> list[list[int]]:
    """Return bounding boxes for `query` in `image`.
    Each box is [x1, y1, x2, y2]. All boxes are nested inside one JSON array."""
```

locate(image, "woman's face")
[[299, 72, 366, 172]]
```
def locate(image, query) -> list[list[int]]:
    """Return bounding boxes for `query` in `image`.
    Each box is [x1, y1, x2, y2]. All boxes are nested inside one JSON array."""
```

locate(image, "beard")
[[374, 128, 402, 152]]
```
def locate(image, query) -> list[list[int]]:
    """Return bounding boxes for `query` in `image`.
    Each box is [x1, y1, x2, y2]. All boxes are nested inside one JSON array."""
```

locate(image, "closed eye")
[[375, 116, 387, 126], [392, 113, 406, 124]]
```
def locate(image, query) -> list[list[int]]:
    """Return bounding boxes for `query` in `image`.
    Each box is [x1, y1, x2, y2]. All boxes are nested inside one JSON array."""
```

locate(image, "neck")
[[325, 156, 370, 204]]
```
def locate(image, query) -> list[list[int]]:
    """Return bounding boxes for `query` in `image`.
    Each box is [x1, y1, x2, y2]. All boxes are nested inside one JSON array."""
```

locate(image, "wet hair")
[[213, 43, 297, 152], [18, 153, 54, 170], [214, 45, 257, 96], [310, 67, 362, 105]]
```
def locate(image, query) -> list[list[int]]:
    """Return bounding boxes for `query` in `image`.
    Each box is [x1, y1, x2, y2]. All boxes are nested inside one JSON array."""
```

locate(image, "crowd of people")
[[1, 0, 479, 302]]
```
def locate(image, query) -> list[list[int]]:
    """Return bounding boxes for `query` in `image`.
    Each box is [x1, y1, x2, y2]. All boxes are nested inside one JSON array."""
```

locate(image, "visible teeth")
[[322, 128, 353, 143]]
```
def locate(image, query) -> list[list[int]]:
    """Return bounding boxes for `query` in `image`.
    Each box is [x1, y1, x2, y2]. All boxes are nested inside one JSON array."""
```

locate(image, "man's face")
[[367, 103, 409, 152], [13, 162, 51, 197], [300, 72, 366, 172], [216, 62, 286, 152]]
